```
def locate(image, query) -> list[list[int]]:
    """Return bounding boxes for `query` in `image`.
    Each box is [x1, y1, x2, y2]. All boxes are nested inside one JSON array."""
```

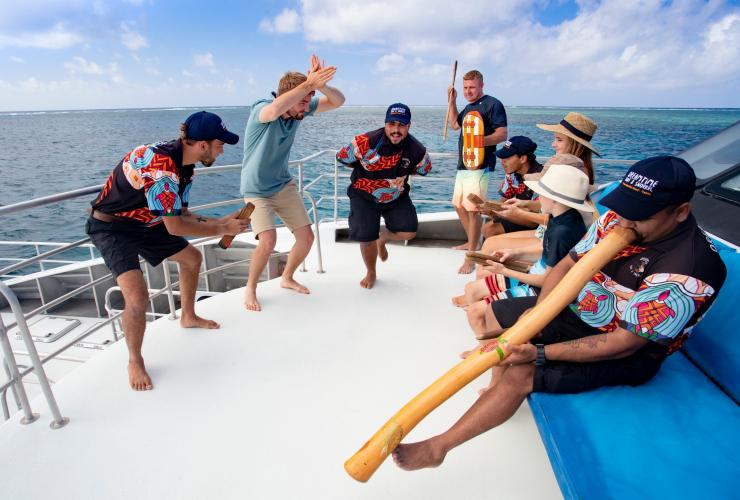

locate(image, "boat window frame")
[[701, 162, 740, 206]]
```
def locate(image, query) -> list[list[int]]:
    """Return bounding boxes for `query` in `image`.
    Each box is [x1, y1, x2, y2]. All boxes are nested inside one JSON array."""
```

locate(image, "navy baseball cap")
[[495, 136, 537, 158], [600, 156, 696, 221], [184, 111, 239, 145], [385, 103, 411, 125]]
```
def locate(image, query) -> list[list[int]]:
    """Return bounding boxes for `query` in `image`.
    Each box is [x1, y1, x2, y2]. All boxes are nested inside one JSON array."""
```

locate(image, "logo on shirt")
[[629, 256, 650, 277], [401, 158, 411, 169], [622, 171, 659, 195]]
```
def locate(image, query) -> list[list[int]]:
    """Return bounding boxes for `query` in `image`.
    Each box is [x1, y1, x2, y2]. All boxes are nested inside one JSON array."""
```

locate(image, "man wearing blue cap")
[[393, 156, 726, 471], [337, 103, 431, 288], [241, 54, 345, 311], [86, 111, 250, 391]]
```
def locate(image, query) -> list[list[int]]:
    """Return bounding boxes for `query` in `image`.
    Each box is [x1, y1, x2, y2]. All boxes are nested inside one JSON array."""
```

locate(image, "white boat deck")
[[0, 215, 560, 499]]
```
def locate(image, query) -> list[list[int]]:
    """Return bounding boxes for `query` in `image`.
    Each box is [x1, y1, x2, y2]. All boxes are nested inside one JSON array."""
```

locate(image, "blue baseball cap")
[[184, 111, 239, 145], [600, 156, 696, 221], [385, 103, 411, 125], [495, 136, 537, 158]]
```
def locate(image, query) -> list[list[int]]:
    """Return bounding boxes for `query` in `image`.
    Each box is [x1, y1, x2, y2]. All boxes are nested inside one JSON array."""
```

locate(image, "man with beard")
[[393, 156, 726, 471], [86, 111, 250, 391], [336, 103, 431, 288], [241, 54, 345, 311]]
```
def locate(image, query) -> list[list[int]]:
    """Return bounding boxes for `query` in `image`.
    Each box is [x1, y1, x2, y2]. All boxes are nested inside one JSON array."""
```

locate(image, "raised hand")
[[447, 85, 457, 101], [306, 65, 336, 91]]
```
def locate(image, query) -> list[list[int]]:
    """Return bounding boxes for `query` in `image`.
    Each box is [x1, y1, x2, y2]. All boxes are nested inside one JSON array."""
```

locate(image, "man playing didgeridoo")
[[241, 54, 345, 311], [86, 111, 250, 391], [447, 70, 508, 274], [393, 156, 726, 470], [336, 103, 431, 288]]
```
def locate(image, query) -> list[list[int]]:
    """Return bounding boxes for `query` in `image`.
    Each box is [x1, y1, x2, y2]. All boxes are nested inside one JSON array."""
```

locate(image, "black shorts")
[[348, 195, 418, 242], [492, 296, 663, 394], [500, 218, 536, 234], [85, 218, 189, 278]]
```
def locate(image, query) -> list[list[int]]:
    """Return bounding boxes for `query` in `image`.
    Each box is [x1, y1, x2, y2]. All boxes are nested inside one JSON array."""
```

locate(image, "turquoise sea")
[[0, 105, 738, 257]]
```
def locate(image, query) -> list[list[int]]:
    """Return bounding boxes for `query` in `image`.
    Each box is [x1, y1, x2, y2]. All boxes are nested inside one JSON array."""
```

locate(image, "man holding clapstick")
[[393, 156, 725, 471], [446, 70, 508, 274], [86, 111, 250, 391], [240, 54, 345, 311]]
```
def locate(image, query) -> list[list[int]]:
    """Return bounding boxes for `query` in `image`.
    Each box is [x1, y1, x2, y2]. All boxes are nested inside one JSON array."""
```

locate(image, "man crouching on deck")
[[86, 111, 250, 391], [336, 103, 431, 288]]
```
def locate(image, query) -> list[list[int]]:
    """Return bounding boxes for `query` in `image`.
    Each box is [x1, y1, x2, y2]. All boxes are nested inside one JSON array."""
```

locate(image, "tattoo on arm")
[[196, 216, 208, 223], [562, 335, 608, 349]]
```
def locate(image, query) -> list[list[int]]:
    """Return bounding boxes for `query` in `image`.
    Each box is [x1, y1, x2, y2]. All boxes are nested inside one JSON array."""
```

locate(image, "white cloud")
[[375, 53, 405, 72], [193, 52, 215, 68], [0, 23, 83, 49], [9, 56, 25, 63], [64, 56, 105, 75], [259, 8, 301, 34], [120, 22, 148, 51]]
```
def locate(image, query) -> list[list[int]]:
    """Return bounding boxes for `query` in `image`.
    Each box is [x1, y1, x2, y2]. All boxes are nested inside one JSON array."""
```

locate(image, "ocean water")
[[0, 105, 738, 264]]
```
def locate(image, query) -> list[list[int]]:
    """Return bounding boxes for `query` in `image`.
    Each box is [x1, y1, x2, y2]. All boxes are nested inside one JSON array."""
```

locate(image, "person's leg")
[[465, 300, 504, 339], [392, 363, 535, 470], [451, 172, 471, 250], [359, 241, 378, 289], [167, 244, 219, 328], [281, 224, 314, 294], [116, 269, 154, 391], [378, 196, 418, 261], [244, 229, 277, 311], [481, 220, 504, 239], [458, 209, 481, 274], [451, 279, 489, 307]]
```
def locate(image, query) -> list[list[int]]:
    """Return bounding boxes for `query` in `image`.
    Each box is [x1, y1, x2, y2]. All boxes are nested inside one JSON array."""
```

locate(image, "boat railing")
[[0, 148, 634, 429]]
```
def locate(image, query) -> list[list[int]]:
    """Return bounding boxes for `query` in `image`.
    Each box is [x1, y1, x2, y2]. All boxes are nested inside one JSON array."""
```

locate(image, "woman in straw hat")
[[536, 111, 599, 183]]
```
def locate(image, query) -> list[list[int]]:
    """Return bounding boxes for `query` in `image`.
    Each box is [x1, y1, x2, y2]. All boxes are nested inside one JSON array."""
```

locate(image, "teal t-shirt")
[[240, 95, 320, 197]]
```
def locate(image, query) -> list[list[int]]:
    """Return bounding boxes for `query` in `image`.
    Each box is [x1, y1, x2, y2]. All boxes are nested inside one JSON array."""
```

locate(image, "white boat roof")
[[0, 214, 559, 499]]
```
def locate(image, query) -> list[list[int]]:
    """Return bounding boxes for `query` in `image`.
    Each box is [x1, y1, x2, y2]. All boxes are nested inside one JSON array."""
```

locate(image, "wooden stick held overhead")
[[344, 226, 637, 483], [442, 60, 458, 143], [217, 203, 255, 250]]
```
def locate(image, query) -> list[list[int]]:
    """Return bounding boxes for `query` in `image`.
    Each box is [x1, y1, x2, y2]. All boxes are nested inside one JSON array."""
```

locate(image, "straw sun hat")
[[536, 112, 600, 155], [524, 164, 594, 212]]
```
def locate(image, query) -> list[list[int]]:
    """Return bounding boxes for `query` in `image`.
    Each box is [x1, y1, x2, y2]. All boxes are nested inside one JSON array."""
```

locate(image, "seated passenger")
[[453, 164, 590, 312], [393, 156, 726, 472]]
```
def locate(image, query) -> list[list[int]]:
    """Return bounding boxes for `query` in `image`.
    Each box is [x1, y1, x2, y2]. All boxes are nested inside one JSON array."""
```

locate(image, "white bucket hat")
[[524, 164, 594, 212]]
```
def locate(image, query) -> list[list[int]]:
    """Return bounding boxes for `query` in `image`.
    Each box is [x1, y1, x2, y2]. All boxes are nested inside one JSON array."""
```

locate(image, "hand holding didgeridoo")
[[218, 203, 255, 249], [344, 226, 636, 482]]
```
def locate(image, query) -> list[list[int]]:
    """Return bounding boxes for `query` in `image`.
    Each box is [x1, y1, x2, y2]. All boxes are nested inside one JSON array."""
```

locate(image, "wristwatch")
[[535, 344, 547, 366]]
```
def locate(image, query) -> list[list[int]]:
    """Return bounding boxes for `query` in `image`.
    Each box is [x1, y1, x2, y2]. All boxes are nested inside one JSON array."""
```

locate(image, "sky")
[[0, 0, 739, 111]]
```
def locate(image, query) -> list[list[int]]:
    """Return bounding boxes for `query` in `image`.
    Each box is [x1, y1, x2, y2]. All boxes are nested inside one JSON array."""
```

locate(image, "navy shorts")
[[85, 218, 189, 278], [492, 296, 663, 394], [500, 218, 536, 233], [348, 195, 418, 242]]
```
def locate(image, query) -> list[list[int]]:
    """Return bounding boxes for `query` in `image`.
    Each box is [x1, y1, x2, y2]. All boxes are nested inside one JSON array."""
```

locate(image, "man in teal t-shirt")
[[240, 54, 345, 312]]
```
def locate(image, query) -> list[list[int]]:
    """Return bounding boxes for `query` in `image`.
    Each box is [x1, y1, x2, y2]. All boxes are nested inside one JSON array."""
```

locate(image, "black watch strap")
[[535, 344, 547, 366]]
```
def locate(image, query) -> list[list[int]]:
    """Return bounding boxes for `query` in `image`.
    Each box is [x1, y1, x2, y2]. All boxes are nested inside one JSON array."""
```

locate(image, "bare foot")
[[360, 271, 376, 289], [458, 260, 475, 274], [392, 440, 446, 471], [451, 243, 469, 250], [244, 288, 261, 312], [281, 277, 310, 294], [377, 239, 389, 262], [180, 314, 220, 329], [451, 295, 468, 308], [128, 360, 153, 391]]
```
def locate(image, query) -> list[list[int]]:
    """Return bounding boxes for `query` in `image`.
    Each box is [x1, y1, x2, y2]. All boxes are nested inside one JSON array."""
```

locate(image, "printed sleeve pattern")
[[620, 273, 714, 347], [121, 144, 183, 217], [414, 152, 431, 176]]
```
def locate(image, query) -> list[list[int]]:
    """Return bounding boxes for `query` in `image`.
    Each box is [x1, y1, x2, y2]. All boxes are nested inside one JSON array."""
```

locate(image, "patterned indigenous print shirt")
[[569, 210, 726, 357], [336, 128, 431, 204], [91, 140, 193, 226], [499, 161, 544, 200]]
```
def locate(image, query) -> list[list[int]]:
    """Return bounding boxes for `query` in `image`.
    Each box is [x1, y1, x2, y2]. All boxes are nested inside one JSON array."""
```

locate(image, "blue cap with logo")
[[184, 111, 239, 145], [600, 156, 696, 221], [385, 103, 411, 125], [495, 136, 538, 158]]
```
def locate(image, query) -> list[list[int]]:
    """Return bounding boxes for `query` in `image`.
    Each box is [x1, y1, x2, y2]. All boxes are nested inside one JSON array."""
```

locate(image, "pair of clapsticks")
[[467, 193, 504, 213]]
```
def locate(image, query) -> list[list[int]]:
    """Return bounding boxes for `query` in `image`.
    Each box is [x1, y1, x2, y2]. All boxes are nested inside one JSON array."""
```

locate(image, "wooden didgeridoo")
[[217, 202, 255, 250], [344, 226, 636, 482]]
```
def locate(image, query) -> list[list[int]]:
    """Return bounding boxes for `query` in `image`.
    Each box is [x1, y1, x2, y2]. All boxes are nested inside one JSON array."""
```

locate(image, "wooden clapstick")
[[465, 251, 531, 273], [344, 226, 637, 483], [217, 203, 255, 250], [466, 193, 503, 212]]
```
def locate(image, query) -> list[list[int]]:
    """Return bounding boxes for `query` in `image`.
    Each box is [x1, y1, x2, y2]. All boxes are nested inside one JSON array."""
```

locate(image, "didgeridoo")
[[217, 203, 255, 250], [344, 226, 636, 482]]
